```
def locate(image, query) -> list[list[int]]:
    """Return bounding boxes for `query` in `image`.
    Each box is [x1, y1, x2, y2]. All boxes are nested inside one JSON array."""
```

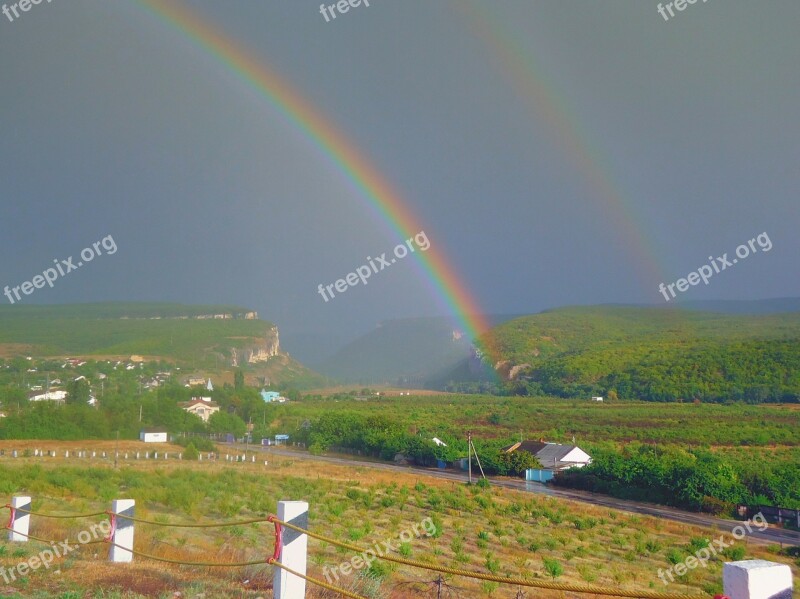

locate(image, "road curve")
[[242, 444, 800, 546]]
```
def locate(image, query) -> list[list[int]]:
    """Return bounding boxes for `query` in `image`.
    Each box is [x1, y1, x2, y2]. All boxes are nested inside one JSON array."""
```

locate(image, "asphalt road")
[[241, 444, 800, 547]]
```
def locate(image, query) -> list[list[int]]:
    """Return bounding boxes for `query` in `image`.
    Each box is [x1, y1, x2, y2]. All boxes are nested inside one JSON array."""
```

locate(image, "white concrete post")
[[8, 496, 31, 542], [723, 560, 793, 599], [109, 499, 135, 563], [65, 451, 69, 458], [274, 501, 308, 599]]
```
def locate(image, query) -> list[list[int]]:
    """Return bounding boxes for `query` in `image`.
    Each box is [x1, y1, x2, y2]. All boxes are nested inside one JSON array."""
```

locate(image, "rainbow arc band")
[[135, 0, 490, 343]]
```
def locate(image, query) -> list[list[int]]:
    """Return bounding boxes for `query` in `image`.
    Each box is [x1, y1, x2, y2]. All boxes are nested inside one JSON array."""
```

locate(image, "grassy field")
[[0, 441, 797, 598]]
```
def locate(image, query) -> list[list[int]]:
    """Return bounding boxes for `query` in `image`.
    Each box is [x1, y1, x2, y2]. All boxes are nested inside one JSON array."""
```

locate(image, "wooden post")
[[274, 501, 308, 599], [8, 496, 31, 542], [109, 499, 135, 563]]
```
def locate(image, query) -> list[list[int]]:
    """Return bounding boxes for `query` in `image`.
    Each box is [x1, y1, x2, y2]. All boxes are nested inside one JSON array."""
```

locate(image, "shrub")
[[183, 443, 199, 460]]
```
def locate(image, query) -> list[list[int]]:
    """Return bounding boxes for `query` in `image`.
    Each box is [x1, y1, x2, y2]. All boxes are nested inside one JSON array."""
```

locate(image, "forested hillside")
[[480, 306, 800, 402]]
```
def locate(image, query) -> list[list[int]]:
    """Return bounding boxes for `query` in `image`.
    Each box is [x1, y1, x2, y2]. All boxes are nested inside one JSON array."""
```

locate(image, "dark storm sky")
[[1, 1, 798, 361]]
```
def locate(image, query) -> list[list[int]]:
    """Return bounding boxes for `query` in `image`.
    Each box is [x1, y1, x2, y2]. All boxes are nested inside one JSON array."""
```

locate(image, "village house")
[[502, 440, 592, 482], [177, 397, 220, 422], [27, 389, 67, 403]]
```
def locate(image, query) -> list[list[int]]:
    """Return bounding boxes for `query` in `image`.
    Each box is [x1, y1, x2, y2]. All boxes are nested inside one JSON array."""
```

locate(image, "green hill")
[[479, 305, 800, 403], [0, 302, 267, 362]]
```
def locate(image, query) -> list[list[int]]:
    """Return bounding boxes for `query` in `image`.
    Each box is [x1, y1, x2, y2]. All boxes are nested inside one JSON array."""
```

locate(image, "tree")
[[66, 378, 90, 405], [234, 369, 245, 391], [208, 411, 246, 437], [543, 557, 563, 580]]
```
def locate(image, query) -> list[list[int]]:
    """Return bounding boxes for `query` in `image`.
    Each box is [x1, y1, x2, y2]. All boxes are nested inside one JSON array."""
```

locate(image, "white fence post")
[[274, 500, 308, 599], [109, 499, 135, 563], [723, 560, 793, 599], [8, 496, 31, 542]]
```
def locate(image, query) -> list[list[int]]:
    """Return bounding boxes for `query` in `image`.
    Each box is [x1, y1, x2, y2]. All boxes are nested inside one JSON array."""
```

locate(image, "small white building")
[[139, 429, 168, 443], [591, 396, 603, 402], [28, 390, 67, 402]]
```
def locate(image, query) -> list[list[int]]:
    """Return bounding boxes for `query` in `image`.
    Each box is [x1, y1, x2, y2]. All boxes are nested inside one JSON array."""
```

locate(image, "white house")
[[178, 398, 220, 423], [502, 441, 592, 470], [591, 396, 603, 402], [140, 429, 168, 443], [28, 390, 67, 402]]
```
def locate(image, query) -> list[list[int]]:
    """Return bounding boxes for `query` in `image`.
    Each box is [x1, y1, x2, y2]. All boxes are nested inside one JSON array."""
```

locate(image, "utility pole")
[[468, 433, 486, 480], [467, 431, 472, 484]]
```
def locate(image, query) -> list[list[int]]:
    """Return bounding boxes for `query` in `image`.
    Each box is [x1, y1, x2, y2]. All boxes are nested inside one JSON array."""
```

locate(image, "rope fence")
[[1, 498, 764, 599]]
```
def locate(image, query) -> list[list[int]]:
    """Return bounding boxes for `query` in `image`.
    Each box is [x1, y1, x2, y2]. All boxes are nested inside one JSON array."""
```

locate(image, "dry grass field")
[[0, 441, 797, 598]]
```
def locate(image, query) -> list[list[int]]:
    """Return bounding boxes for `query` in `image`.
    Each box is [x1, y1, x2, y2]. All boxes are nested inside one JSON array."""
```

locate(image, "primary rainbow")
[[135, 0, 493, 344]]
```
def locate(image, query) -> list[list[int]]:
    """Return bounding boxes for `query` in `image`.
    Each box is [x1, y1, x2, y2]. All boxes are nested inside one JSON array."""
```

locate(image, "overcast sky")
[[1, 1, 798, 362]]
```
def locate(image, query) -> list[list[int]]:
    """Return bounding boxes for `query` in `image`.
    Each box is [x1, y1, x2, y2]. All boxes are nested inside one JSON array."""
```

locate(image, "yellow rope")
[[10, 507, 107, 519], [3, 528, 105, 547], [274, 519, 708, 599], [271, 559, 367, 599], [107, 512, 270, 528], [105, 540, 270, 567]]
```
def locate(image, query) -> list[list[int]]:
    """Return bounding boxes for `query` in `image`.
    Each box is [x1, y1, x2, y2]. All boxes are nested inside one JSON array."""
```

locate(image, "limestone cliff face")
[[230, 326, 280, 366]]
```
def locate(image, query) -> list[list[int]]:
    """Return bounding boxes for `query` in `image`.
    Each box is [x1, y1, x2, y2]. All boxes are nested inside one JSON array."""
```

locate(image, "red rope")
[[267, 515, 282, 563], [4, 504, 15, 532], [104, 510, 117, 543]]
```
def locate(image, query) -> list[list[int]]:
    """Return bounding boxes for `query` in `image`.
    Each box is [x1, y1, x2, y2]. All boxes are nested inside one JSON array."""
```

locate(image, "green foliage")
[[183, 443, 200, 460], [207, 411, 246, 437], [481, 306, 800, 403], [542, 557, 564, 580], [553, 442, 800, 510]]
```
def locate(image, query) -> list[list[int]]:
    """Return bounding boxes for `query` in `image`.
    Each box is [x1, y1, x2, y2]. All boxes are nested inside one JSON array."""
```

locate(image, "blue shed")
[[525, 469, 555, 482]]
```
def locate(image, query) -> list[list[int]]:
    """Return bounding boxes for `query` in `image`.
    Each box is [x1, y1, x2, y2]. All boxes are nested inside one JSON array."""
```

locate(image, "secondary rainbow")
[[135, 0, 492, 343], [454, 0, 670, 291]]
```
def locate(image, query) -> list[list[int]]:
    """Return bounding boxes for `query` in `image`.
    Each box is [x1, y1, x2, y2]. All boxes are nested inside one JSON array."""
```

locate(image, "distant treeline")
[[294, 412, 537, 476], [553, 443, 800, 512]]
